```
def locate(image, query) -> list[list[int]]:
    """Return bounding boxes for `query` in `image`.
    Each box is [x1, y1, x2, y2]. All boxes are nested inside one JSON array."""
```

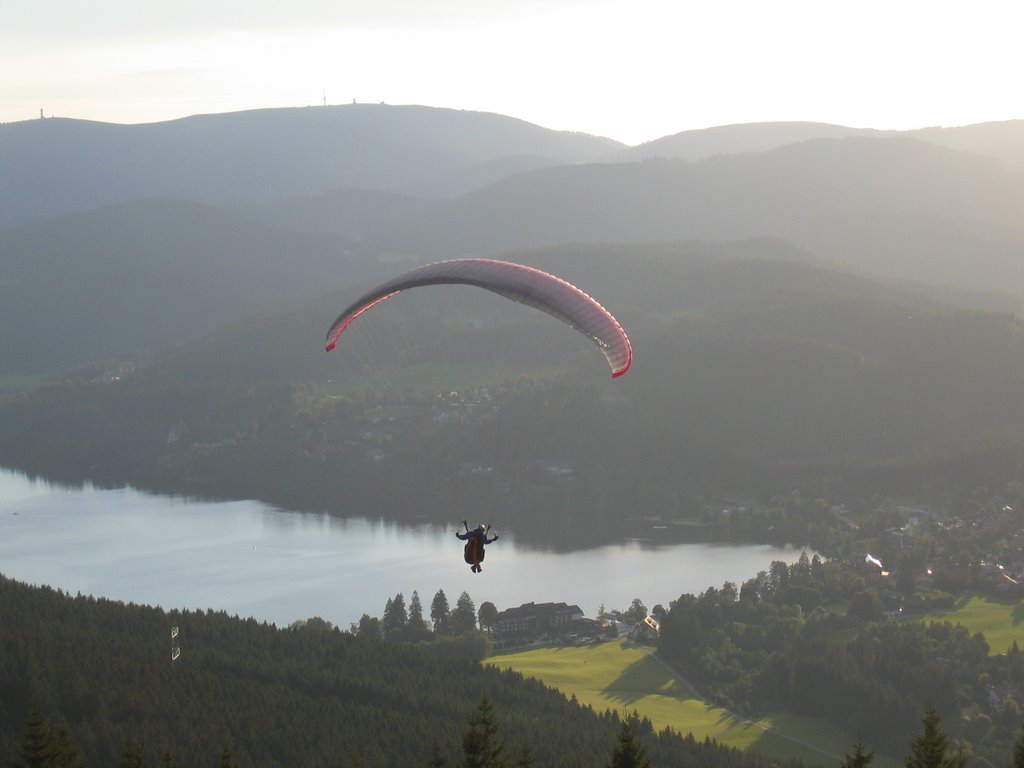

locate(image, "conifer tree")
[[119, 738, 145, 768], [1013, 726, 1024, 768], [383, 592, 409, 638], [353, 613, 383, 640], [607, 720, 650, 768], [451, 592, 477, 635], [841, 741, 874, 768], [219, 746, 239, 768], [431, 590, 451, 634], [905, 709, 964, 768], [18, 710, 52, 768], [461, 698, 506, 768], [410, 591, 426, 627], [513, 744, 536, 768], [423, 738, 447, 768], [14, 710, 83, 768]]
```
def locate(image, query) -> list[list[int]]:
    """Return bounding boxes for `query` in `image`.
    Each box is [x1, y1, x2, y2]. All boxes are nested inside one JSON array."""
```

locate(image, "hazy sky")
[[3, 0, 1021, 145]]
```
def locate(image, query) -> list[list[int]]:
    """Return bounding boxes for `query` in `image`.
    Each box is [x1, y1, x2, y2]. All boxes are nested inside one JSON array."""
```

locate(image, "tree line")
[[347, 589, 498, 661], [656, 554, 1024, 761], [0, 573, 804, 768], [12, 689, 1024, 768]]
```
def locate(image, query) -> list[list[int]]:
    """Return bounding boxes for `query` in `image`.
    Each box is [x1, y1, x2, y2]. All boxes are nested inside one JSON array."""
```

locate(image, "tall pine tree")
[[119, 738, 145, 768], [451, 592, 477, 635], [841, 741, 874, 768], [407, 590, 432, 640], [431, 590, 451, 634], [422, 738, 447, 768], [461, 698, 506, 768], [13, 710, 83, 768], [607, 720, 650, 768], [383, 592, 409, 639], [905, 709, 964, 768], [1013, 726, 1024, 768]]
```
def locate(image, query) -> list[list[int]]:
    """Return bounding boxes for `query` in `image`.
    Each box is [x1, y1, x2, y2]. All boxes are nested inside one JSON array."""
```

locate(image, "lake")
[[0, 466, 805, 628]]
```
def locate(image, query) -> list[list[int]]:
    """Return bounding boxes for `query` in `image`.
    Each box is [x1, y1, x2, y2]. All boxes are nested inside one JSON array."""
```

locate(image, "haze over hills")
[[357, 136, 1024, 302], [909, 120, 1024, 169], [1, 104, 1022, 378], [3, 106, 1020, 231], [615, 119, 1024, 167], [618, 121, 893, 161], [0, 200, 376, 374], [0, 103, 622, 228]]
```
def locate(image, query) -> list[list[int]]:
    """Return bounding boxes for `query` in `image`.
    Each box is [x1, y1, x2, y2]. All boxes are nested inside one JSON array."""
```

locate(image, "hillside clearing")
[[488, 641, 900, 767], [911, 593, 1024, 654]]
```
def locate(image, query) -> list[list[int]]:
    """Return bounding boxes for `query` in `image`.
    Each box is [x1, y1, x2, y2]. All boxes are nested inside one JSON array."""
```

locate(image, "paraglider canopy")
[[325, 258, 632, 378]]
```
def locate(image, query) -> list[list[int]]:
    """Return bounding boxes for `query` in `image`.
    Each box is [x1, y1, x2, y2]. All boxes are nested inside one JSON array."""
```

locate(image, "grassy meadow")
[[488, 641, 900, 768], [910, 593, 1024, 654]]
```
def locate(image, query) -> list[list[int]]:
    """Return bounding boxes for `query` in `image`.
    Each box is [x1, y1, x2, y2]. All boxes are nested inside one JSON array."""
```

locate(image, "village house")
[[494, 601, 584, 637]]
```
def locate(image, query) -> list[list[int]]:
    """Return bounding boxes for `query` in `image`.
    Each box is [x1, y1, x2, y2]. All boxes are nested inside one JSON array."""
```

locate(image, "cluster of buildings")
[[493, 601, 585, 635], [489, 601, 656, 647]]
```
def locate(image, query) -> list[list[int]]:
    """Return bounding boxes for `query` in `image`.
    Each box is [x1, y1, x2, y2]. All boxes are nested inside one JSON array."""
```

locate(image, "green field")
[[488, 642, 899, 767], [911, 593, 1024, 654]]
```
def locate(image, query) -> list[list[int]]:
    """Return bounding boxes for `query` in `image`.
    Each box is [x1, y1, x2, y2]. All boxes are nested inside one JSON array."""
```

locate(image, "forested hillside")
[[656, 555, 1021, 759], [363, 138, 1024, 301], [0, 573, 801, 768], [2, 243, 1024, 545], [0, 200, 376, 374]]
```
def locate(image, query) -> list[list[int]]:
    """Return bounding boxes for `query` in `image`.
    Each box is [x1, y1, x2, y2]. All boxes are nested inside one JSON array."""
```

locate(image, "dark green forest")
[[0, 573, 803, 768], [656, 554, 1024, 760], [6, 569, 1024, 767], [2, 244, 1024, 547]]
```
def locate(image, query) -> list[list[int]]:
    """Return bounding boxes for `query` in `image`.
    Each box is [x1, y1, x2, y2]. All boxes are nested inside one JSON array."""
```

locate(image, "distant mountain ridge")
[[357, 135, 1024, 300], [3, 106, 1020, 230], [617, 119, 1024, 168], [1, 105, 1022, 375], [618, 121, 892, 161], [0, 103, 622, 228]]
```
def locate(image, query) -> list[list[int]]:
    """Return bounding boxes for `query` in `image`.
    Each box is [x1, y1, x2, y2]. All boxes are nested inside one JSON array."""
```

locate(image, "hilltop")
[[0, 104, 621, 228]]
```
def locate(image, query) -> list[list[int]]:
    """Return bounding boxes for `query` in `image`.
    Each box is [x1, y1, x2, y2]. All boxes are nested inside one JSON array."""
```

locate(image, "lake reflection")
[[0, 467, 804, 628]]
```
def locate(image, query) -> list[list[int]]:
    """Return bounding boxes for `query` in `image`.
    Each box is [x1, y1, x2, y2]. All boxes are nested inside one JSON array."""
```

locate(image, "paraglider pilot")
[[456, 521, 499, 573]]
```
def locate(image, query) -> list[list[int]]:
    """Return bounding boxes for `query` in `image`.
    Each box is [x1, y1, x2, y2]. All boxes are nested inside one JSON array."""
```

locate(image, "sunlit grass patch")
[[716, 718, 817, 758], [911, 593, 1024, 655], [489, 642, 726, 738], [713, 713, 903, 768], [487, 641, 890, 766]]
